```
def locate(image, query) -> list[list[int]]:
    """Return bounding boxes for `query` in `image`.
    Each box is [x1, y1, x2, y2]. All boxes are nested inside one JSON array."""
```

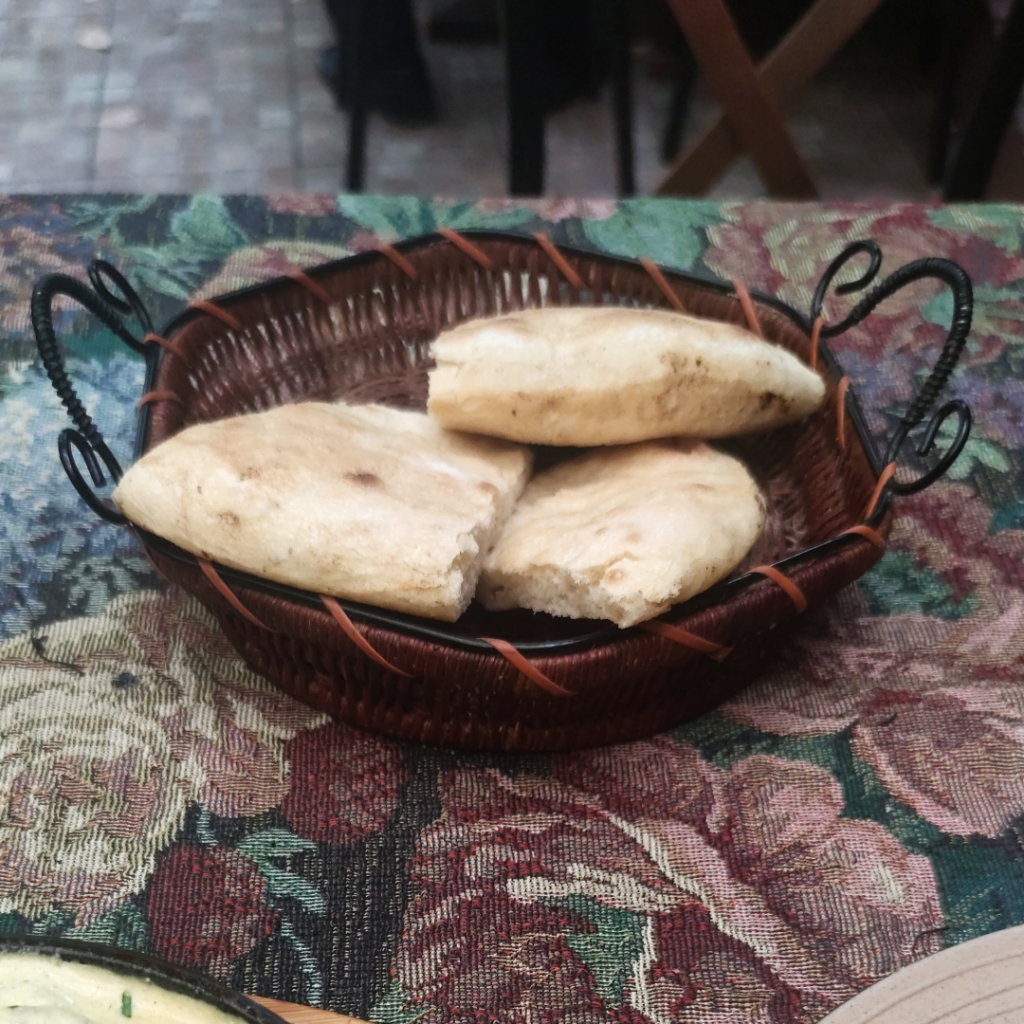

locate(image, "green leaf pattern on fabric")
[[558, 895, 647, 1008], [859, 550, 978, 619], [927, 205, 1024, 255], [335, 196, 537, 240], [933, 841, 1024, 946], [70, 901, 150, 952], [578, 198, 724, 270], [369, 981, 429, 1024]]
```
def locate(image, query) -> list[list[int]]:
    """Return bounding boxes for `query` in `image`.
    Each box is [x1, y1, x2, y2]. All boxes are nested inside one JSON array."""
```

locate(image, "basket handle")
[[811, 242, 973, 496], [87, 259, 156, 334], [31, 262, 156, 525]]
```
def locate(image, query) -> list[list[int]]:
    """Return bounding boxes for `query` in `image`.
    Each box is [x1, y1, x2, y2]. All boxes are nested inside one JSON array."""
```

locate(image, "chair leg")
[[609, 0, 636, 196], [944, 0, 1024, 200], [661, 42, 698, 164], [927, 0, 965, 184], [504, 0, 546, 195], [661, 0, 817, 197], [345, 0, 369, 192], [656, 0, 884, 196]]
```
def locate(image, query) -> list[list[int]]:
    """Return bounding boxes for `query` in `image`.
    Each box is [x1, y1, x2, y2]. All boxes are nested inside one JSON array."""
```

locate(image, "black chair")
[[335, 0, 636, 196], [504, 0, 635, 195], [942, 0, 1024, 199]]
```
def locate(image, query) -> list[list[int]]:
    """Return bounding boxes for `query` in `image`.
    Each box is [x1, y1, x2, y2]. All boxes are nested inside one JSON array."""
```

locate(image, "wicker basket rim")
[[130, 232, 892, 656]]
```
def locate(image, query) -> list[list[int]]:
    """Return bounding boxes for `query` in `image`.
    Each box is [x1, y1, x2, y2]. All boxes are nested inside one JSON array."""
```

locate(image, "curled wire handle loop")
[[886, 399, 972, 496], [810, 247, 974, 499], [32, 272, 147, 486], [815, 257, 973, 386], [810, 240, 883, 323], [58, 429, 128, 526], [87, 260, 154, 335]]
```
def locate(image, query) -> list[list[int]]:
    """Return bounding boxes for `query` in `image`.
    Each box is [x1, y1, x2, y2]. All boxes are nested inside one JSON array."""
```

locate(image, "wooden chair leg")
[[661, 0, 817, 198], [657, 0, 884, 196]]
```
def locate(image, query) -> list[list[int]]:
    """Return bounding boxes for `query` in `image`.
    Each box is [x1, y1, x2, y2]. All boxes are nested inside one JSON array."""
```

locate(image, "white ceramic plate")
[[821, 925, 1024, 1024]]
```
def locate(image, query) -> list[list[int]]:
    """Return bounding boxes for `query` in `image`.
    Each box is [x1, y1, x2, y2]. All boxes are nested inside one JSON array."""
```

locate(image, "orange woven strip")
[[144, 332, 191, 366], [321, 595, 413, 677], [864, 462, 897, 520], [189, 300, 242, 331], [842, 524, 886, 548], [750, 565, 808, 613], [285, 270, 333, 303], [733, 279, 763, 337], [809, 315, 823, 370], [639, 257, 686, 312], [533, 232, 583, 289], [836, 375, 851, 448], [482, 637, 573, 697], [637, 619, 731, 661], [137, 389, 183, 409], [198, 558, 276, 632], [438, 228, 495, 270], [375, 244, 419, 280]]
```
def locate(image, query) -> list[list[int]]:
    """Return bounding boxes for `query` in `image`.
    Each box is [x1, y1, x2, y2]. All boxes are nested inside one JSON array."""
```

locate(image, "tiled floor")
[[0, 0, 1021, 198]]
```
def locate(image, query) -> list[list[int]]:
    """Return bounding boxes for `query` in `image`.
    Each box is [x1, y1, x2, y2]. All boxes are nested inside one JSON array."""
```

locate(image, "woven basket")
[[33, 233, 974, 751]]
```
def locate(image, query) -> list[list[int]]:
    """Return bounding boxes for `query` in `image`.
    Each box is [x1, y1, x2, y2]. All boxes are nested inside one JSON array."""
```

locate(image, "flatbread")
[[428, 306, 825, 445], [113, 402, 532, 621], [478, 440, 765, 628]]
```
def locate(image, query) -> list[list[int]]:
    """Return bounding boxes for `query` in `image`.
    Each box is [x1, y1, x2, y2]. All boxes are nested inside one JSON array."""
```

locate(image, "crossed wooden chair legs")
[[657, 0, 887, 197]]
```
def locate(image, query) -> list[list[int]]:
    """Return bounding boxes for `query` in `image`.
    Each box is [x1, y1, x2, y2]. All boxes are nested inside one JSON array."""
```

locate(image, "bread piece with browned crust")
[[478, 440, 765, 628], [428, 306, 824, 445], [113, 402, 532, 621]]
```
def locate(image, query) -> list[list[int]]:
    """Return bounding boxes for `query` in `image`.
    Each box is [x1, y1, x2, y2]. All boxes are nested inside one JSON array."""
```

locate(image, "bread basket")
[[32, 232, 974, 751]]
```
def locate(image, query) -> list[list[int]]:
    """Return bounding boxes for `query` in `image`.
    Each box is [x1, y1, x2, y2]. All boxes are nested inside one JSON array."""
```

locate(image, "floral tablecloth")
[[3, 194, 1024, 1024]]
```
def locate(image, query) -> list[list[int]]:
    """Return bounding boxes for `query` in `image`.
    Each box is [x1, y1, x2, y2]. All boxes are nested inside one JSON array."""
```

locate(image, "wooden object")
[[819, 924, 1024, 1024], [658, 0, 886, 196], [251, 995, 370, 1024]]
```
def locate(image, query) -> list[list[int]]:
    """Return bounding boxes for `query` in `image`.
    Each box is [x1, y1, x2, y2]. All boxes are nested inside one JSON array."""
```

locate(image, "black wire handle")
[[31, 263, 157, 525], [88, 259, 155, 335], [811, 242, 974, 497]]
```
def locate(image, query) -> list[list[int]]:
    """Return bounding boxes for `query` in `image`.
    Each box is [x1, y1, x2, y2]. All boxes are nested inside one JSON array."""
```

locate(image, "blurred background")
[[0, 0, 1021, 199]]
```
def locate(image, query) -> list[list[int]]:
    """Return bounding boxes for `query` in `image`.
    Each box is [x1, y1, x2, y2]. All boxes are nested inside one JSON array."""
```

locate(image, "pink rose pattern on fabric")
[[0, 204, 89, 334], [148, 844, 279, 977], [0, 587, 327, 924], [282, 722, 405, 843], [727, 479, 1024, 839], [396, 742, 941, 1024]]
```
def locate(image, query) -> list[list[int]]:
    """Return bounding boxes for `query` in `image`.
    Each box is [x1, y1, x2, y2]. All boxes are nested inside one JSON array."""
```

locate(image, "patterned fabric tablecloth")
[[3, 194, 1024, 1024]]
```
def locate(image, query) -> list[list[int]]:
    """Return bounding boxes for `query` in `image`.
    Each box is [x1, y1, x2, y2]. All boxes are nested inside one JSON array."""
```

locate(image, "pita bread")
[[113, 403, 532, 621], [478, 440, 765, 628], [428, 306, 825, 445]]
